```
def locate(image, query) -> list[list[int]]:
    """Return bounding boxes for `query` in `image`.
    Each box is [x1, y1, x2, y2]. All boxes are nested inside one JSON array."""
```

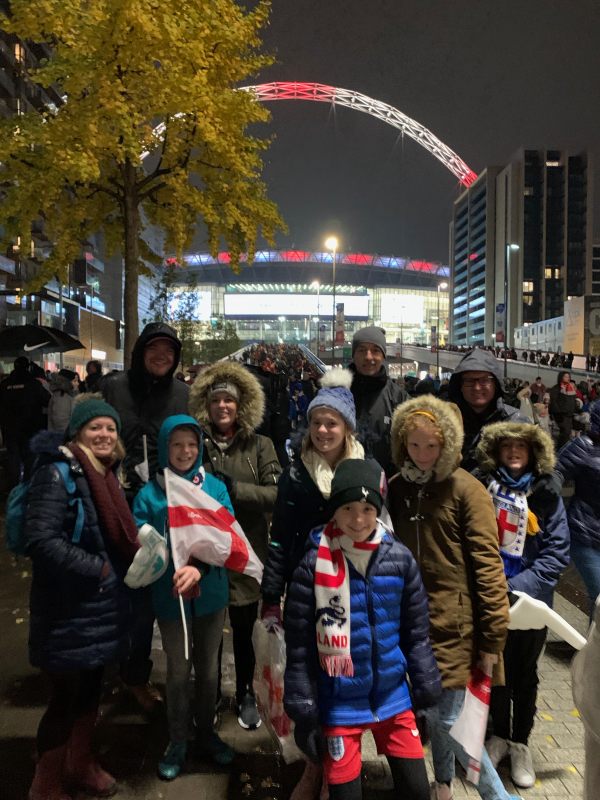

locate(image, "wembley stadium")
[[166, 249, 450, 360]]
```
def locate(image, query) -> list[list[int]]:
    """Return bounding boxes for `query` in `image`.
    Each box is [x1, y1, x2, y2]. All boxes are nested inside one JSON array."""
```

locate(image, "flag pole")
[[178, 593, 189, 661]]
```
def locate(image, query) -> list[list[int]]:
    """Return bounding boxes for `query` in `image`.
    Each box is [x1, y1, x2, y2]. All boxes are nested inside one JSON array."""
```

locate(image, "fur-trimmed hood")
[[475, 421, 556, 476], [189, 360, 265, 437], [391, 394, 464, 482]]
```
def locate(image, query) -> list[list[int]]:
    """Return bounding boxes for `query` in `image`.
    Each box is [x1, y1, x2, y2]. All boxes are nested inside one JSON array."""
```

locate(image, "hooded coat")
[[556, 401, 600, 549], [387, 394, 509, 689], [189, 361, 282, 606], [132, 415, 232, 621], [47, 372, 77, 433], [24, 431, 129, 671], [447, 348, 527, 473], [102, 323, 189, 498], [474, 421, 570, 605]]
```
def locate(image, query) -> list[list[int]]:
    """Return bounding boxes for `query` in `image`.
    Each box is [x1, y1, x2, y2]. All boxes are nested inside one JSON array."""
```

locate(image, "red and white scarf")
[[314, 520, 384, 677]]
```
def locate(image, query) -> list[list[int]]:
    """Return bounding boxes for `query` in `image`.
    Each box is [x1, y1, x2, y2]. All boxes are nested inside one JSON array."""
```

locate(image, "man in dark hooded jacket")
[[0, 356, 49, 487], [349, 326, 407, 477], [102, 322, 189, 711], [447, 348, 526, 473]]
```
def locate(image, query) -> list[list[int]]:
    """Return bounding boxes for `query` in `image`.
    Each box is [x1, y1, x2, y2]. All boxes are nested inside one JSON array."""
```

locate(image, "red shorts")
[[322, 709, 424, 785]]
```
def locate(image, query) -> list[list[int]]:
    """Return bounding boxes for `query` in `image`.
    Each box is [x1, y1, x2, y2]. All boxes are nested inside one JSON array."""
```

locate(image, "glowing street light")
[[436, 281, 448, 379], [504, 243, 520, 378], [310, 280, 320, 354], [325, 236, 338, 364]]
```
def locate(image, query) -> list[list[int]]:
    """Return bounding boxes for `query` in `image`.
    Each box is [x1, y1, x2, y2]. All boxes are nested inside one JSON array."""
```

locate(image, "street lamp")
[[310, 280, 320, 354], [399, 303, 406, 376], [278, 315, 286, 342], [325, 235, 338, 365], [503, 243, 520, 378], [436, 281, 448, 379]]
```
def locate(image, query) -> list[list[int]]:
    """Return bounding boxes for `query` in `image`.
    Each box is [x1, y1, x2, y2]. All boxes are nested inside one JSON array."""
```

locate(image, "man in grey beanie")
[[349, 326, 407, 477]]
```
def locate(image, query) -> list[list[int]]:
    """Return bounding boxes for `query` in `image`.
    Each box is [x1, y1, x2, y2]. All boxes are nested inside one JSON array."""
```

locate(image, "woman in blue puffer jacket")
[[24, 396, 139, 800], [557, 400, 600, 614]]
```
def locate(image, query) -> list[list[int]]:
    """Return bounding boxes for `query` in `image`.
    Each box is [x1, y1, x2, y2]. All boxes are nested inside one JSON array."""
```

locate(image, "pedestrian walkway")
[[0, 534, 588, 799]]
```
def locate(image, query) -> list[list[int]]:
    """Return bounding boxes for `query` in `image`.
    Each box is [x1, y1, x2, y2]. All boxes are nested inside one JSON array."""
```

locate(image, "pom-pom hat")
[[307, 368, 356, 431], [67, 394, 121, 439]]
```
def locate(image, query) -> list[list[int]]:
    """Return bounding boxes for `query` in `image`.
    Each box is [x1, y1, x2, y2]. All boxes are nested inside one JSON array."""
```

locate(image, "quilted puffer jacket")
[[24, 431, 129, 672], [284, 526, 441, 728]]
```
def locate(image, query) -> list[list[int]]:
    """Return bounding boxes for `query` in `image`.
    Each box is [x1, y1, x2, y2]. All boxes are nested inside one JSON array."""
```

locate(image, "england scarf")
[[165, 469, 263, 582], [314, 520, 384, 678], [487, 479, 528, 578]]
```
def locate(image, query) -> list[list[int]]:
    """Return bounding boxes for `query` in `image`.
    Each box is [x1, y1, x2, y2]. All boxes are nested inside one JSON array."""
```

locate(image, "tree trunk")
[[122, 159, 140, 369]]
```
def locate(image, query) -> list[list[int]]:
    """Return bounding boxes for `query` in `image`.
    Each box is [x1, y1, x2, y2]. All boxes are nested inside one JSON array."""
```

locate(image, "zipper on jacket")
[[365, 544, 385, 723], [246, 457, 258, 483], [410, 488, 426, 564]]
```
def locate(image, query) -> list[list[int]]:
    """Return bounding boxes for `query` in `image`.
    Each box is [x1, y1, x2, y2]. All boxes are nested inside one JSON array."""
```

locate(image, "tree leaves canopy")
[[0, 0, 284, 360]]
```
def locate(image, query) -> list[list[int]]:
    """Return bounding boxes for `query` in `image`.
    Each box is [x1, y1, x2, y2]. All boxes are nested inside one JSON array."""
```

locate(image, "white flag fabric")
[[449, 666, 492, 785], [164, 469, 263, 583]]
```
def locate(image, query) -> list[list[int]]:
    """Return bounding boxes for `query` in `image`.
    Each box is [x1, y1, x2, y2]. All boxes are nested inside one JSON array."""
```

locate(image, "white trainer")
[[486, 734, 510, 768], [510, 741, 536, 788], [431, 781, 454, 800]]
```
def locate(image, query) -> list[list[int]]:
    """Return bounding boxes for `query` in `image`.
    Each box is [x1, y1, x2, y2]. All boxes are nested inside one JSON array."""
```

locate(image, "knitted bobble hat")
[[307, 368, 356, 431], [329, 458, 384, 514], [67, 393, 121, 439]]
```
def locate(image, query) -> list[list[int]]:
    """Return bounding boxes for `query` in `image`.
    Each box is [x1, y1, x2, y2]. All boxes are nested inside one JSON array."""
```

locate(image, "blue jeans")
[[426, 688, 513, 800], [570, 539, 600, 617]]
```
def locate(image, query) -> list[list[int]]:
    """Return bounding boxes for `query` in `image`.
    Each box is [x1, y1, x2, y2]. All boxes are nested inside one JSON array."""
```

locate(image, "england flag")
[[165, 469, 263, 583]]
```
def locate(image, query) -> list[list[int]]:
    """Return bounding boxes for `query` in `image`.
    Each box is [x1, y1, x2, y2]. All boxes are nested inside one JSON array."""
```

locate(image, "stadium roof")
[[168, 250, 450, 289]]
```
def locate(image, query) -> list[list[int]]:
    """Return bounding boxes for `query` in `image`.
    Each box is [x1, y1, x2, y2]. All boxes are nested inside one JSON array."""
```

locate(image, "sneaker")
[[237, 692, 262, 730], [157, 741, 187, 781], [510, 741, 535, 788], [127, 682, 163, 714], [431, 781, 453, 800], [198, 732, 235, 766], [486, 734, 510, 768]]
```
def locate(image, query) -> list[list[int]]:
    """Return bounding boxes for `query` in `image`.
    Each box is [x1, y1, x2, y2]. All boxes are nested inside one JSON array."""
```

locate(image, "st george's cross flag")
[[164, 468, 263, 583]]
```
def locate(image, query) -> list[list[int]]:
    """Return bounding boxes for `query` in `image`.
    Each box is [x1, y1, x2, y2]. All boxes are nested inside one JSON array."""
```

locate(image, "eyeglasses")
[[462, 377, 494, 388]]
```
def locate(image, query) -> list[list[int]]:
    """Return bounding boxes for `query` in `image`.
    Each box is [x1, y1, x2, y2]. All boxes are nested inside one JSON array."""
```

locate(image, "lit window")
[[14, 43, 25, 63], [546, 160, 561, 167], [524, 296, 534, 306], [522, 281, 534, 292], [545, 268, 553, 279]]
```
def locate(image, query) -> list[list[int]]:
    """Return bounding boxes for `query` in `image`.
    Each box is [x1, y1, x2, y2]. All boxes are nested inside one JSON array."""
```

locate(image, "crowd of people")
[[1, 323, 599, 800]]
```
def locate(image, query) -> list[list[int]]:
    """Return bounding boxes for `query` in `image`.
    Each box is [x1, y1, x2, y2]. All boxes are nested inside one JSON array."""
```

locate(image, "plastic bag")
[[252, 618, 303, 764], [124, 524, 169, 588]]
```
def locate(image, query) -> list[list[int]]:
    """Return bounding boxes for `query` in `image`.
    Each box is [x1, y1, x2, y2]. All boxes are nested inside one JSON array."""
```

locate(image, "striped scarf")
[[487, 478, 529, 578], [314, 520, 384, 677]]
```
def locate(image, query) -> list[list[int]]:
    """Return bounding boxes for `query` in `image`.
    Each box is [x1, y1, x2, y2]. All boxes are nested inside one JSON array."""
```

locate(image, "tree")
[[0, 0, 284, 365], [144, 261, 203, 368], [197, 317, 240, 363]]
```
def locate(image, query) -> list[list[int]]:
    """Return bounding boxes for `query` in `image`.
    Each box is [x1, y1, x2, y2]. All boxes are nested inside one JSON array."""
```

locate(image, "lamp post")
[[503, 243, 520, 379], [399, 303, 406, 377], [436, 281, 448, 379], [310, 280, 320, 354], [325, 236, 338, 365], [278, 315, 286, 342]]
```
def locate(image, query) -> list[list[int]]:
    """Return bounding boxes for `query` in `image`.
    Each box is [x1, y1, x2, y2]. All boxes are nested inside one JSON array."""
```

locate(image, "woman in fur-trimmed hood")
[[388, 394, 513, 800], [189, 360, 281, 729], [474, 421, 569, 789]]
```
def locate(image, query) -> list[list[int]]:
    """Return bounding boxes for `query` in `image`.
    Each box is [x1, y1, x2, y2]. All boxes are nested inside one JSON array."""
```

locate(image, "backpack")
[[5, 461, 85, 556]]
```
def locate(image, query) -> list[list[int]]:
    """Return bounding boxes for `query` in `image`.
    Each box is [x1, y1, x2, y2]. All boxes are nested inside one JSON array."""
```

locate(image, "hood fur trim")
[[391, 395, 464, 482], [475, 421, 556, 475], [189, 360, 265, 436]]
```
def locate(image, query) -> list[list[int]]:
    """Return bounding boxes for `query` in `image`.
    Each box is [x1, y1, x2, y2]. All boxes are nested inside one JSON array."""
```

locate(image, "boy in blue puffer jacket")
[[133, 414, 235, 780], [284, 459, 441, 800]]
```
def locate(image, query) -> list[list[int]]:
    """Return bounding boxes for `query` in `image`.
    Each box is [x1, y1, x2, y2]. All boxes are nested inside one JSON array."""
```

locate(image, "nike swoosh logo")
[[23, 342, 50, 352]]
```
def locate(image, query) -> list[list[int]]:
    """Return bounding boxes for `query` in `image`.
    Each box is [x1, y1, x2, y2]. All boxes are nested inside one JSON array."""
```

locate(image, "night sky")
[[245, 0, 600, 264]]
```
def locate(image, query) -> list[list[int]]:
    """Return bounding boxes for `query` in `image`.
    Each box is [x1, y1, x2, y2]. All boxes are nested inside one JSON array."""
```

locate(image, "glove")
[[213, 471, 234, 496], [294, 723, 326, 764], [530, 469, 562, 507], [260, 601, 282, 626]]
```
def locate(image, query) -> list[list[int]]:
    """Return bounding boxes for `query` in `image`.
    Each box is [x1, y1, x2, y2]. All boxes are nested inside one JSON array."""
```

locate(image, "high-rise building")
[[450, 148, 592, 347], [592, 243, 600, 294]]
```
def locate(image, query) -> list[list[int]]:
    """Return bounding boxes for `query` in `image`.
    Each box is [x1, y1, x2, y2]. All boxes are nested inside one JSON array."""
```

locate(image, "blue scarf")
[[494, 467, 534, 493]]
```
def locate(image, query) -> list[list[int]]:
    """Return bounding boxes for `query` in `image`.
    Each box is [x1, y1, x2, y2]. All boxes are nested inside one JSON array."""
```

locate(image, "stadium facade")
[[166, 249, 450, 357]]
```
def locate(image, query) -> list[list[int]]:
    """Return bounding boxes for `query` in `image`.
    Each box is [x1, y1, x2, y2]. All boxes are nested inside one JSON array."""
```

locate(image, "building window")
[[524, 296, 534, 306], [523, 281, 533, 293], [14, 43, 25, 63]]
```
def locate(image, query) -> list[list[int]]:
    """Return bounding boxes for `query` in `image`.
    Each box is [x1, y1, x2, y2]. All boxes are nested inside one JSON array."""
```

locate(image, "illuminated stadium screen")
[[224, 293, 369, 319]]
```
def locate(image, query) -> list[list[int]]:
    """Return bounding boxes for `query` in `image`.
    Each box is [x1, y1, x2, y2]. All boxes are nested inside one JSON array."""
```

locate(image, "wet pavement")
[[0, 528, 590, 800]]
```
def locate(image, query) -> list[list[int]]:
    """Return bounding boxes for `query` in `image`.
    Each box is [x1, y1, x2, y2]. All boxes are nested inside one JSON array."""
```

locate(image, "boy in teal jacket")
[[133, 414, 234, 779]]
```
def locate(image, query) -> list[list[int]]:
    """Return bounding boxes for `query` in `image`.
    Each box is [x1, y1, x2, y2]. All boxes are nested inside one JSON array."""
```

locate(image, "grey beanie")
[[352, 326, 387, 357]]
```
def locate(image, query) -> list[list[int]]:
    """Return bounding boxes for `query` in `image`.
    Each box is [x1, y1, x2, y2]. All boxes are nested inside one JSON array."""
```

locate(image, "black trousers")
[[229, 601, 259, 704], [120, 584, 154, 687], [490, 627, 547, 744], [37, 667, 104, 754], [327, 757, 429, 800]]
